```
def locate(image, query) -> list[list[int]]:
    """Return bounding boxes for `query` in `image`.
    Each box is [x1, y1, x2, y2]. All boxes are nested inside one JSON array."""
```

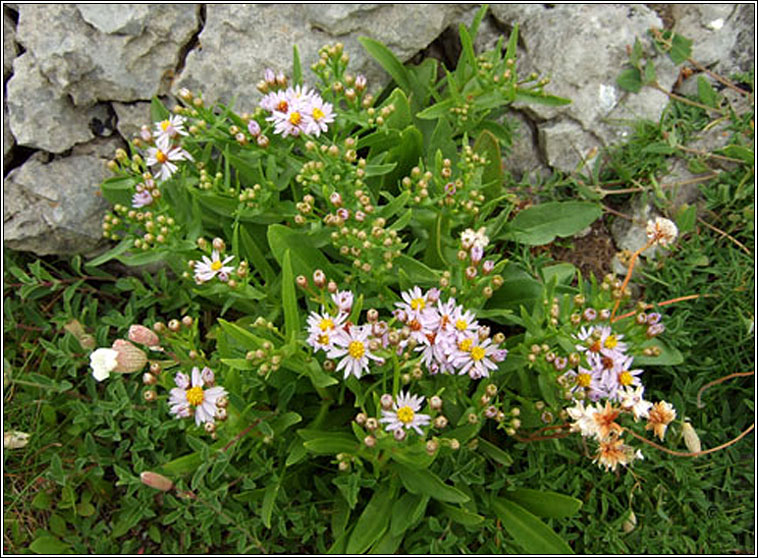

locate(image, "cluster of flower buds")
[[245, 334, 283, 378], [103, 204, 179, 250]]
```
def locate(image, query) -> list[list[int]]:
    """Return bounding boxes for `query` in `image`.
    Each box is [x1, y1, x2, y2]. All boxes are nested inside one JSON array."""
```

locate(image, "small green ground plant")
[[4, 8, 754, 554]]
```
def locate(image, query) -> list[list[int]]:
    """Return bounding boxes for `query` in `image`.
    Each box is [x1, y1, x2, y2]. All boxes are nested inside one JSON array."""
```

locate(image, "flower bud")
[[355, 412, 367, 425], [429, 395, 442, 411], [449, 438, 460, 450], [143, 389, 157, 402], [111, 339, 147, 373], [313, 269, 326, 288], [380, 393, 394, 410], [140, 471, 174, 492], [364, 435, 376, 447], [168, 319, 181, 332], [425, 440, 438, 455], [393, 428, 407, 441], [142, 372, 157, 386], [434, 415, 448, 429], [365, 417, 378, 431]]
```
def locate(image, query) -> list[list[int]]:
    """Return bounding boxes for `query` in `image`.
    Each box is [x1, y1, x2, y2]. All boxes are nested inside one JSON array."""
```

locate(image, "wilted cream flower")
[[645, 400, 677, 441], [111, 339, 148, 373], [646, 217, 678, 247], [4, 431, 30, 449], [140, 471, 174, 492]]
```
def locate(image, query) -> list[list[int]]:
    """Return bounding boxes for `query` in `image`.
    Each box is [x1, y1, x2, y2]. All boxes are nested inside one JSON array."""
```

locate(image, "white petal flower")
[[193, 250, 235, 283], [168, 366, 227, 426], [326, 325, 384, 379], [379, 391, 431, 435]]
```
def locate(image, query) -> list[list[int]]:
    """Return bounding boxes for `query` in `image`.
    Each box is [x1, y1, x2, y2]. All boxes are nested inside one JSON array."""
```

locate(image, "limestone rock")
[[3, 148, 112, 255], [502, 110, 550, 182], [77, 4, 150, 36], [3, 102, 14, 167], [669, 4, 747, 75], [489, 4, 680, 172], [173, 4, 470, 108], [538, 120, 602, 173], [3, 9, 18, 80], [112, 101, 154, 142], [6, 53, 95, 153], [15, 4, 198, 106]]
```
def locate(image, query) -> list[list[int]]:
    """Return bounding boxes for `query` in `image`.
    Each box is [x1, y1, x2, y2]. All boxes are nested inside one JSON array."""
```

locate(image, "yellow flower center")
[[577, 373, 592, 388], [186, 386, 204, 406], [156, 150, 168, 164], [619, 371, 633, 386], [410, 297, 425, 311], [211, 260, 223, 271], [319, 318, 334, 332], [312, 107, 325, 121], [455, 319, 468, 331], [289, 111, 302, 125], [318, 334, 330, 346], [348, 340, 365, 359], [396, 406, 415, 424], [470, 346, 486, 361], [604, 335, 618, 349], [160, 120, 171, 131], [458, 338, 473, 352]]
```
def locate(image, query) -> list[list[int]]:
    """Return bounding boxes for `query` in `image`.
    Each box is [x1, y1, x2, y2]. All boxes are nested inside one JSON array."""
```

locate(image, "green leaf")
[[302, 436, 359, 455], [292, 44, 302, 85], [617, 68, 643, 93], [505, 201, 602, 245], [267, 224, 340, 279], [438, 501, 484, 526], [390, 492, 428, 537], [540, 263, 576, 286], [697, 75, 719, 108], [428, 118, 457, 161], [514, 89, 572, 106], [676, 204, 697, 234], [281, 250, 299, 345], [237, 223, 276, 284], [415, 98, 456, 120], [345, 484, 394, 554], [719, 144, 754, 164], [491, 497, 574, 554], [668, 32, 693, 65], [29, 535, 71, 555], [261, 481, 280, 528], [150, 96, 170, 123], [358, 37, 413, 94], [630, 37, 643, 66], [504, 488, 583, 519], [393, 254, 439, 286], [394, 463, 470, 503], [381, 88, 413, 130], [643, 59, 657, 85], [369, 530, 403, 554], [100, 175, 140, 206], [474, 129, 504, 199], [633, 338, 683, 366], [477, 437, 513, 466], [31, 491, 53, 511]]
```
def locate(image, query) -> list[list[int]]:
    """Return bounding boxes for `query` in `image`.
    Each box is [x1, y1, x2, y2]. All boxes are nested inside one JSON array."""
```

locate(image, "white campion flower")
[[379, 391, 431, 435], [90, 347, 119, 382], [646, 217, 678, 247]]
